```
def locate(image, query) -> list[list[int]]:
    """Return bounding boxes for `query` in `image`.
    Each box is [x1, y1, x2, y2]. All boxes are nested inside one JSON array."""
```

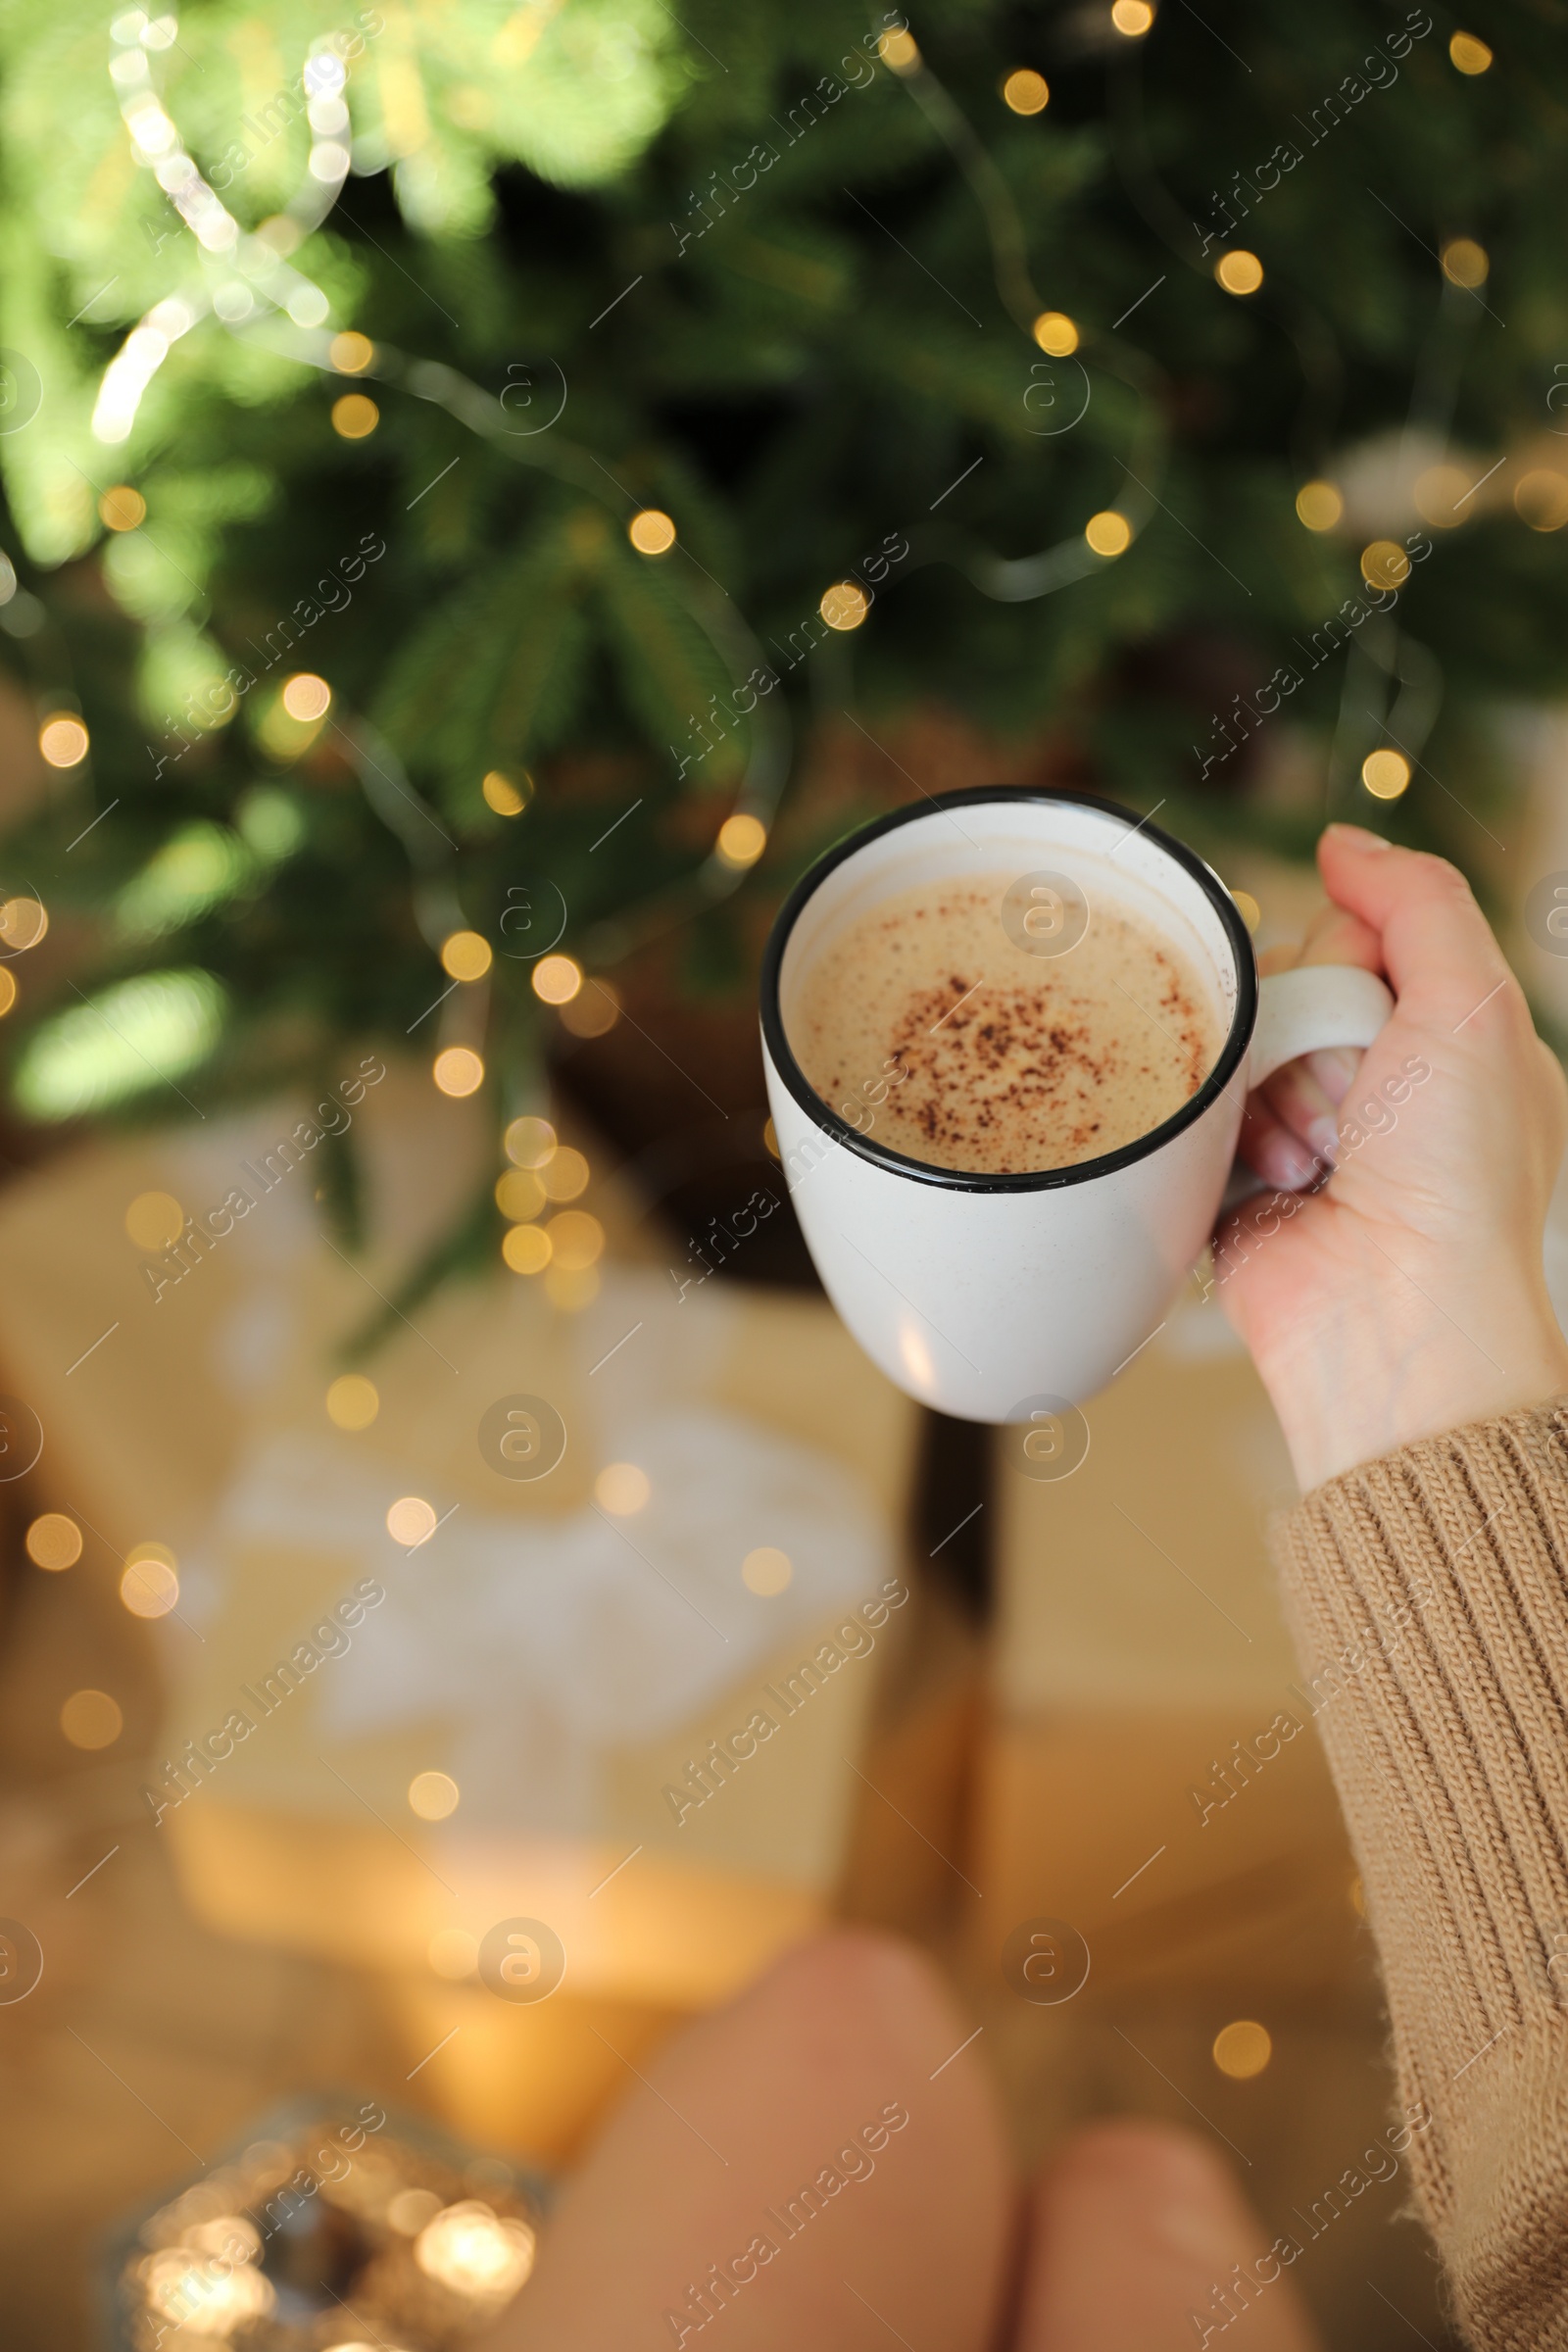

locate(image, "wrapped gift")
[[0, 1063, 916, 2031], [973, 1281, 1356, 1998]]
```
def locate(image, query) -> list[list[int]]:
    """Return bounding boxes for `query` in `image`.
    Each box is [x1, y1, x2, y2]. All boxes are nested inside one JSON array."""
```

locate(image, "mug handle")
[[1218, 963, 1395, 1213], [1247, 962, 1394, 1090]]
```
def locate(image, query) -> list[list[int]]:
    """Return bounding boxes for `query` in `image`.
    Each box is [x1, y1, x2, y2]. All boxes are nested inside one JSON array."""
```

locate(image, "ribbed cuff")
[[1271, 1401, 1568, 2347]]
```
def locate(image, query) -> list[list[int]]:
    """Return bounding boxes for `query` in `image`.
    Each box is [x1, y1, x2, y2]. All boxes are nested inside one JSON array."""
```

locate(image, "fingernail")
[[1306, 1116, 1339, 1165], [1306, 1046, 1360, 1105], [1277, 1138, 1319, 1188], [1325, 823, 1392, 852]]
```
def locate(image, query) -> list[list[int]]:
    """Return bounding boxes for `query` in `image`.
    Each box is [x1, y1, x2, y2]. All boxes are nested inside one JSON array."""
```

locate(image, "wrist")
[[1254, 1285, 1568, 1493]]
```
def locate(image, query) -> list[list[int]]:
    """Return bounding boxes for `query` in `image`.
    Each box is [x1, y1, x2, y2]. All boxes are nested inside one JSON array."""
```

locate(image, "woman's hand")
[[1217, 823, 1568, 1491]]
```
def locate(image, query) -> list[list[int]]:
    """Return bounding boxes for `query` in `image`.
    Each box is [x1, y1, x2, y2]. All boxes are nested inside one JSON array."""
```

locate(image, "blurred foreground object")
[[0, 1064, 915, 2152]]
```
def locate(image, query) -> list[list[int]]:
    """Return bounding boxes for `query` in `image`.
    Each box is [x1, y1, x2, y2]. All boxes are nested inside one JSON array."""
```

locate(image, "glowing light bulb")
[[1215, 249, 1263, 295], [595, 1462, 650, 1514], [1032, 311, 1078, 355], [819, 581, 868, 631], [441, 930, 493, 981], [1295, 479, 1343, 530], [482, 769, 530, 815], [1362, 750, 1411, 801], [742, 1545, 792, 1594], [1441, 237, 1489, 288], [433, 1046, 485, 1097], [1084, 511, 1131, 557], [386, 1495, 437, 1547], [532, 955, 582, 1005], [39, 715, 89, 767], [325, 1374, 379, 1430], [409, 1769, 460, 1820], [628, 509, 675, 554], [331, 393, 379, 438], [414, 2202, 536, 2299], [1002, 68, 1049, 113], [1212, 2019, 1272, 2078], [26, 1514, 82, 1570], [716, 813, 766, 867]]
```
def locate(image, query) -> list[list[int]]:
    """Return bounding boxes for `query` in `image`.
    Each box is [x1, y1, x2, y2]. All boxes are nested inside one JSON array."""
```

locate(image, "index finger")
[[1316, 824, 1520, 1040]]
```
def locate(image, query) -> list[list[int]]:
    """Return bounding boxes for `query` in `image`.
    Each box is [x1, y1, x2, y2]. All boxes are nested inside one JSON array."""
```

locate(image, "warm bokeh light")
[[1441, 237, 1489, 288], [124, 1190, 184, 1250], [1110, 0, 1154, 33], [504, 1114, 557, 1169], [329, 329, 375, 372], [0, 969, 17, 1017], [762, 1116, 780, 1159], [495, 1167, 546, 1221], [545, 1262, 600, 1312], [98, 484, 146, 532], [1084, 510, 1131, 557], [1413, 463, 1472, 527], [715, 812, 767, 867], [1362, 749, 1412, 800], [61, 1688, 122, 1749], [145, 2248, 273, 2328], [409, 1769, 460, 1821], [1360, 539, 1411, 591], [0, 896, 46, 950], [388, 2187, 444, 2235], [1002, 68, 1049, 114], [595, 1461, 650, 1514], [627, 508, 675, 555], [1449, 29, 1493, 72], [121, 1556, 179, 1618], [1212, 2019, 1272, 2079], [1214, 249, 1263, 295], [538, 1145, 589, 1201], [1294, 479, 1343, 531], [26, 1513, 82, 1571], [387, 1494, 438, 1547], [433, 1046, 485, 1096], [742, 1545, 793, 1595], [501, 1221, 552, 1274], [546, 1209, 604, 1269], [1230, 890, 1260, 934], [39, 714, 89, 767], [1515, 470, 1568, 532], [281, 671, 331, 720], [441, 929, 493, 981], [532, 954, 582, 1004], [482, 768, 530, 816], [819, 580, 869, 631], [414, 2202, 536, 2298], [1031, 311, 1078, 356], [428, 1928, 478, 1980], [560, 979, 619, 1037], [878, 26, 919, 71], [325, 1373, 379, 1430], [331, 392, 379, 438]]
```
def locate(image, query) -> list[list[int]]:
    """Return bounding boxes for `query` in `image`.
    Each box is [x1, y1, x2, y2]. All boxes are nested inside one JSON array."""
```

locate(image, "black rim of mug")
[[759, 784, 1258, 1196]]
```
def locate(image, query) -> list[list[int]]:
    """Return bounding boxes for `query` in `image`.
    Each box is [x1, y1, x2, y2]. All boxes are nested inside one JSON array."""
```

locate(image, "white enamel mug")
[[760, 788, 1392, 1425]]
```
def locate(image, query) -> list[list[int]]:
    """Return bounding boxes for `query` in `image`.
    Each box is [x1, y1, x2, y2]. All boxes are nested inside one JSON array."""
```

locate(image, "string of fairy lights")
[[0, 3, 1544, 1299]]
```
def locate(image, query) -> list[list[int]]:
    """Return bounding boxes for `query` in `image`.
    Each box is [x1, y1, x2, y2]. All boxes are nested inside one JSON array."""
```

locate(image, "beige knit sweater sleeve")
[[1271, 1400, 1568, 2352]]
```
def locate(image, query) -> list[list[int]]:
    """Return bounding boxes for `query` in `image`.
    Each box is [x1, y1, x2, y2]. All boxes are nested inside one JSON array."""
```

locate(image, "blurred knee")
[[740, 1927, 962, 2077], [1042, 2116, 1233, 2200]]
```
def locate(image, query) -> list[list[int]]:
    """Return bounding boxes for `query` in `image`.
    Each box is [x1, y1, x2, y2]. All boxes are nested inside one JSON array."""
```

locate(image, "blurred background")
[[0, 1, 1565, 2343]]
